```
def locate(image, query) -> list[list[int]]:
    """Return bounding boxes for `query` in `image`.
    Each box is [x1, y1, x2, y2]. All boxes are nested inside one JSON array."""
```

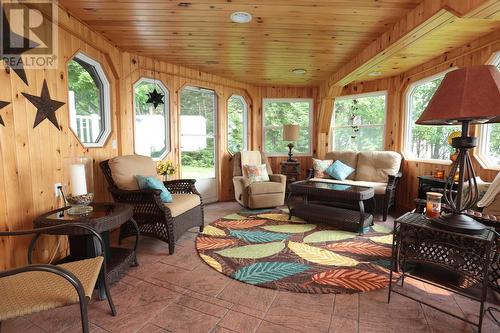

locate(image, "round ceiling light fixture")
[[230, 12, 252, 23], [368, 71, 383, 77], [292, 68, 307, 75]]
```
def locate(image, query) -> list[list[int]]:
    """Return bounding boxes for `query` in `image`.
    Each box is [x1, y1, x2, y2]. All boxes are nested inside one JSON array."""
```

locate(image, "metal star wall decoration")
[[0, 100, 10, 126], [22, 79, 65, 129], [146, 87, 165, 108], [1, 11, 35, 85]]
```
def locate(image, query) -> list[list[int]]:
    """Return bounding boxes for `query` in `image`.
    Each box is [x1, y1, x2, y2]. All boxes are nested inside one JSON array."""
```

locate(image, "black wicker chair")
[[100, 159, 204, 254], [0, 223, 116, 333]]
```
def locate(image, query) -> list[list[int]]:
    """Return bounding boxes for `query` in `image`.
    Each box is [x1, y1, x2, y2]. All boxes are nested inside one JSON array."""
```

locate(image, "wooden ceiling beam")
[[325, 0, 499, 91]]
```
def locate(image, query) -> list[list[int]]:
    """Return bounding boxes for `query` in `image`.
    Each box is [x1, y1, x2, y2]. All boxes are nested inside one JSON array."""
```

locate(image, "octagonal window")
[[67, 52, 111, 147]]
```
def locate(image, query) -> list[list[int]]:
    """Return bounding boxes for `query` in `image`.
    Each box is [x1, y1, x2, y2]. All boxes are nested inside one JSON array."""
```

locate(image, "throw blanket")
[[477, 172, 500, 207]]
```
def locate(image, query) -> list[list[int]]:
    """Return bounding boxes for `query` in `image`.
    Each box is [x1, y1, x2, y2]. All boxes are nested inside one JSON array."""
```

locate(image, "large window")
[[405, 72, 459, 160], [263, 99, 313, 156], [477, 54, 500, 167], [133, 78, 169, 159], [67, 52, 111, 147], [227, 95, 248, 154], [330, 92, 386, 151]]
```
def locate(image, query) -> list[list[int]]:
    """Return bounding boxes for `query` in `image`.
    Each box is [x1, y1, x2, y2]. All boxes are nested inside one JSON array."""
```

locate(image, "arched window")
[[404, 71, 459, 161], [133, 78, 170, 159], [227, 95, 248, 154], [477, 53, 500, 168], [67, 52, 111, 147]]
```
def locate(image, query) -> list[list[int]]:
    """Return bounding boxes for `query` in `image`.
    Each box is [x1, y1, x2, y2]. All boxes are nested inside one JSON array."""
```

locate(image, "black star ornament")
[[146, 87, 165, 109], [22, 80, 65, 129], [0, 100, 10, 126]]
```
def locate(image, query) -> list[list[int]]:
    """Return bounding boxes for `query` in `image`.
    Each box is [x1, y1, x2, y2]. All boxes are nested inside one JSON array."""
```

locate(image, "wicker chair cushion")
[[108, 154, 157, 190], [324, 151, 358, 180], [247, 181, 285, 195], [164, 193, 201, 217], [355, 151, 401, 183], [483, 192, 500, 217], [309, 178, 387, 195], [0, 257, 103, 321]]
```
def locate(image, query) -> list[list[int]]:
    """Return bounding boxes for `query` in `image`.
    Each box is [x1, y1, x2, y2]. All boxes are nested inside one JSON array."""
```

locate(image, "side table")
[[280, 160, 301, 192], [389, 212, 495, 332], [33, 202, 140, 299]]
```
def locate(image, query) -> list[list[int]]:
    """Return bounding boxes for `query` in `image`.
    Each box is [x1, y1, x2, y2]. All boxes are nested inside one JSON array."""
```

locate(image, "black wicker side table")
[[33, 203, 139, 299], [389, 212, 495, 333]]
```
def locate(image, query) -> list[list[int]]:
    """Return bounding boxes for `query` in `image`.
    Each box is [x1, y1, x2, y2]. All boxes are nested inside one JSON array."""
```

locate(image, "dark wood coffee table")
[[287, 180, 375, 233], [33, 202, 139, 299]]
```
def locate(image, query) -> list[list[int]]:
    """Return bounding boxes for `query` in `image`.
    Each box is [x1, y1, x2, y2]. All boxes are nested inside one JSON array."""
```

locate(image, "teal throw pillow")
[[136, 175, 173, 203], [325, 160, 355, 181]]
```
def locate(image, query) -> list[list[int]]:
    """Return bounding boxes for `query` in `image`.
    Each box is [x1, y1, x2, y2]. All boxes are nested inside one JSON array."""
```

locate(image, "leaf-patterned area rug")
[[196, 210, 396, 294]]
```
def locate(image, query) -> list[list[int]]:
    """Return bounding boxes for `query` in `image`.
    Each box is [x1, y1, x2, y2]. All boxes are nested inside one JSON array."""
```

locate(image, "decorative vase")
[[163, 175, 169, 182]]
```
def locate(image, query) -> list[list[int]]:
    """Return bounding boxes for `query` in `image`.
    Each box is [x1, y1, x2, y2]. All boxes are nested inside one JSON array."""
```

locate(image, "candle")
[[425, 192, 443, 219], [69, 164, 87, 196]]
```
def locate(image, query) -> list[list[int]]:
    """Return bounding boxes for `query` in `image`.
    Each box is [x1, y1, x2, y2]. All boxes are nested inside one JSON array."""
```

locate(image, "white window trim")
[[68, 52, 111, 148], [133, 77, 170, 160], [475, 52, 500, 170], [403, 68, 457, 164], [227, 94, 248, 154], [262, 98, 313, 157], [330, 90, 387, 152]]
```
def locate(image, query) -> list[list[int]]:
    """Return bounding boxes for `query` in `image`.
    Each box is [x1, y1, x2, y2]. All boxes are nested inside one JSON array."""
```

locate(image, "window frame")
[[476, 52, 500, 170], [262, 98, 314, 157], [227, 94, 249, 155], [330, 90, 387, 152], [403, 68, 457, 164], [132, 77, 170, 160], [67, 52, 111, 148]]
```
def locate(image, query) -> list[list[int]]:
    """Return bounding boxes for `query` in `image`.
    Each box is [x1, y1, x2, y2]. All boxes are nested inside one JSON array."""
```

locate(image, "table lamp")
[[283, 124, 300, 162], [416, 65, 500, 234]]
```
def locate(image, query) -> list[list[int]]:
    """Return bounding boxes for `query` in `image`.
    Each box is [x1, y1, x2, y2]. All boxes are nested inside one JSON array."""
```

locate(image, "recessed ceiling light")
[[230, 12, 252, 23], [292, 68, 307, 75], [368, 71, 383, 77]]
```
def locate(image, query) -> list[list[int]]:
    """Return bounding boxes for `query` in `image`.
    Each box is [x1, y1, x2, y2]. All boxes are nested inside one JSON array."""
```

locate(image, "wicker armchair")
[[100, 157, 204, 254], [0, 223, 116, 333]]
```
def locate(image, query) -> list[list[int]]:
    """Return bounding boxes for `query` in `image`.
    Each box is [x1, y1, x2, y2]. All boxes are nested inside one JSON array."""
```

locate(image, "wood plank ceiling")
[[59, 0, 423, 86], [59, 0, 500, 86]]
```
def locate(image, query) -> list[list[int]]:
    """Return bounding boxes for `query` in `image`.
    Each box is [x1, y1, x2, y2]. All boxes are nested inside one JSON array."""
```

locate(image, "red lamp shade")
[[416, 65, 500, 125]]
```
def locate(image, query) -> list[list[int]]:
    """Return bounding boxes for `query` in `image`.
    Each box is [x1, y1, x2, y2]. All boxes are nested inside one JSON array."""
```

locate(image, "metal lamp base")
[[431, 213, 486, 235]]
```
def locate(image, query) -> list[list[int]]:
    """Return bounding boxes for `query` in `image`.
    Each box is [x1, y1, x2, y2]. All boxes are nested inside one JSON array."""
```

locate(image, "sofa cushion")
[[355, 151, 401, 183], [324, 151, 358, 180], [164, 193, 201, 217], [247, 181, 284, 195], [483, 193, 500, 217], [109, 155, 157, 190], [309, 178, 387, 195]]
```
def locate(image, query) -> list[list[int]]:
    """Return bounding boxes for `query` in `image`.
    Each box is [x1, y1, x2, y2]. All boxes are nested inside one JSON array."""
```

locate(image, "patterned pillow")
[[326, 160, 355, 181], [243, 164, 270, 183], [312, 158, 333, 178]]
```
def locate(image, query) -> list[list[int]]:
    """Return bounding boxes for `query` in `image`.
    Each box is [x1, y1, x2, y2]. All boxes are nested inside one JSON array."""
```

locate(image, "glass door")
[[180, 86, 217, 203]]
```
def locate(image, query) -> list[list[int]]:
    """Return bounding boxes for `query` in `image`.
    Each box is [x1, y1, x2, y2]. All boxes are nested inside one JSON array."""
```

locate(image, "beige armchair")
[[232, 151, 286, 209]]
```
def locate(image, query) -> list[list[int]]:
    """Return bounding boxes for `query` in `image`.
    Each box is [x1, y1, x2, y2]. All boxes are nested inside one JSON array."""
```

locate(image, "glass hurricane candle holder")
[[63, 157, 94, 215]]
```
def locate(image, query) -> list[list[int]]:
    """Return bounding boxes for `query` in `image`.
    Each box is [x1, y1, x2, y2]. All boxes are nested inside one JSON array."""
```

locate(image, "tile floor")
[[2, 202, 499, 333]]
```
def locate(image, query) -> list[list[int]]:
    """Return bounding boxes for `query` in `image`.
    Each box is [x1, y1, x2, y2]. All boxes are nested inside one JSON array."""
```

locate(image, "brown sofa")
[[307, 151, 402, 221], [100, 155, 204, 254], [232, 151, 286, 209]]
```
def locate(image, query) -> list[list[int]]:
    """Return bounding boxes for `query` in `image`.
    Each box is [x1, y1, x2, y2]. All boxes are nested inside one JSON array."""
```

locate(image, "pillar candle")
[[70, 164, 87, 196]]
